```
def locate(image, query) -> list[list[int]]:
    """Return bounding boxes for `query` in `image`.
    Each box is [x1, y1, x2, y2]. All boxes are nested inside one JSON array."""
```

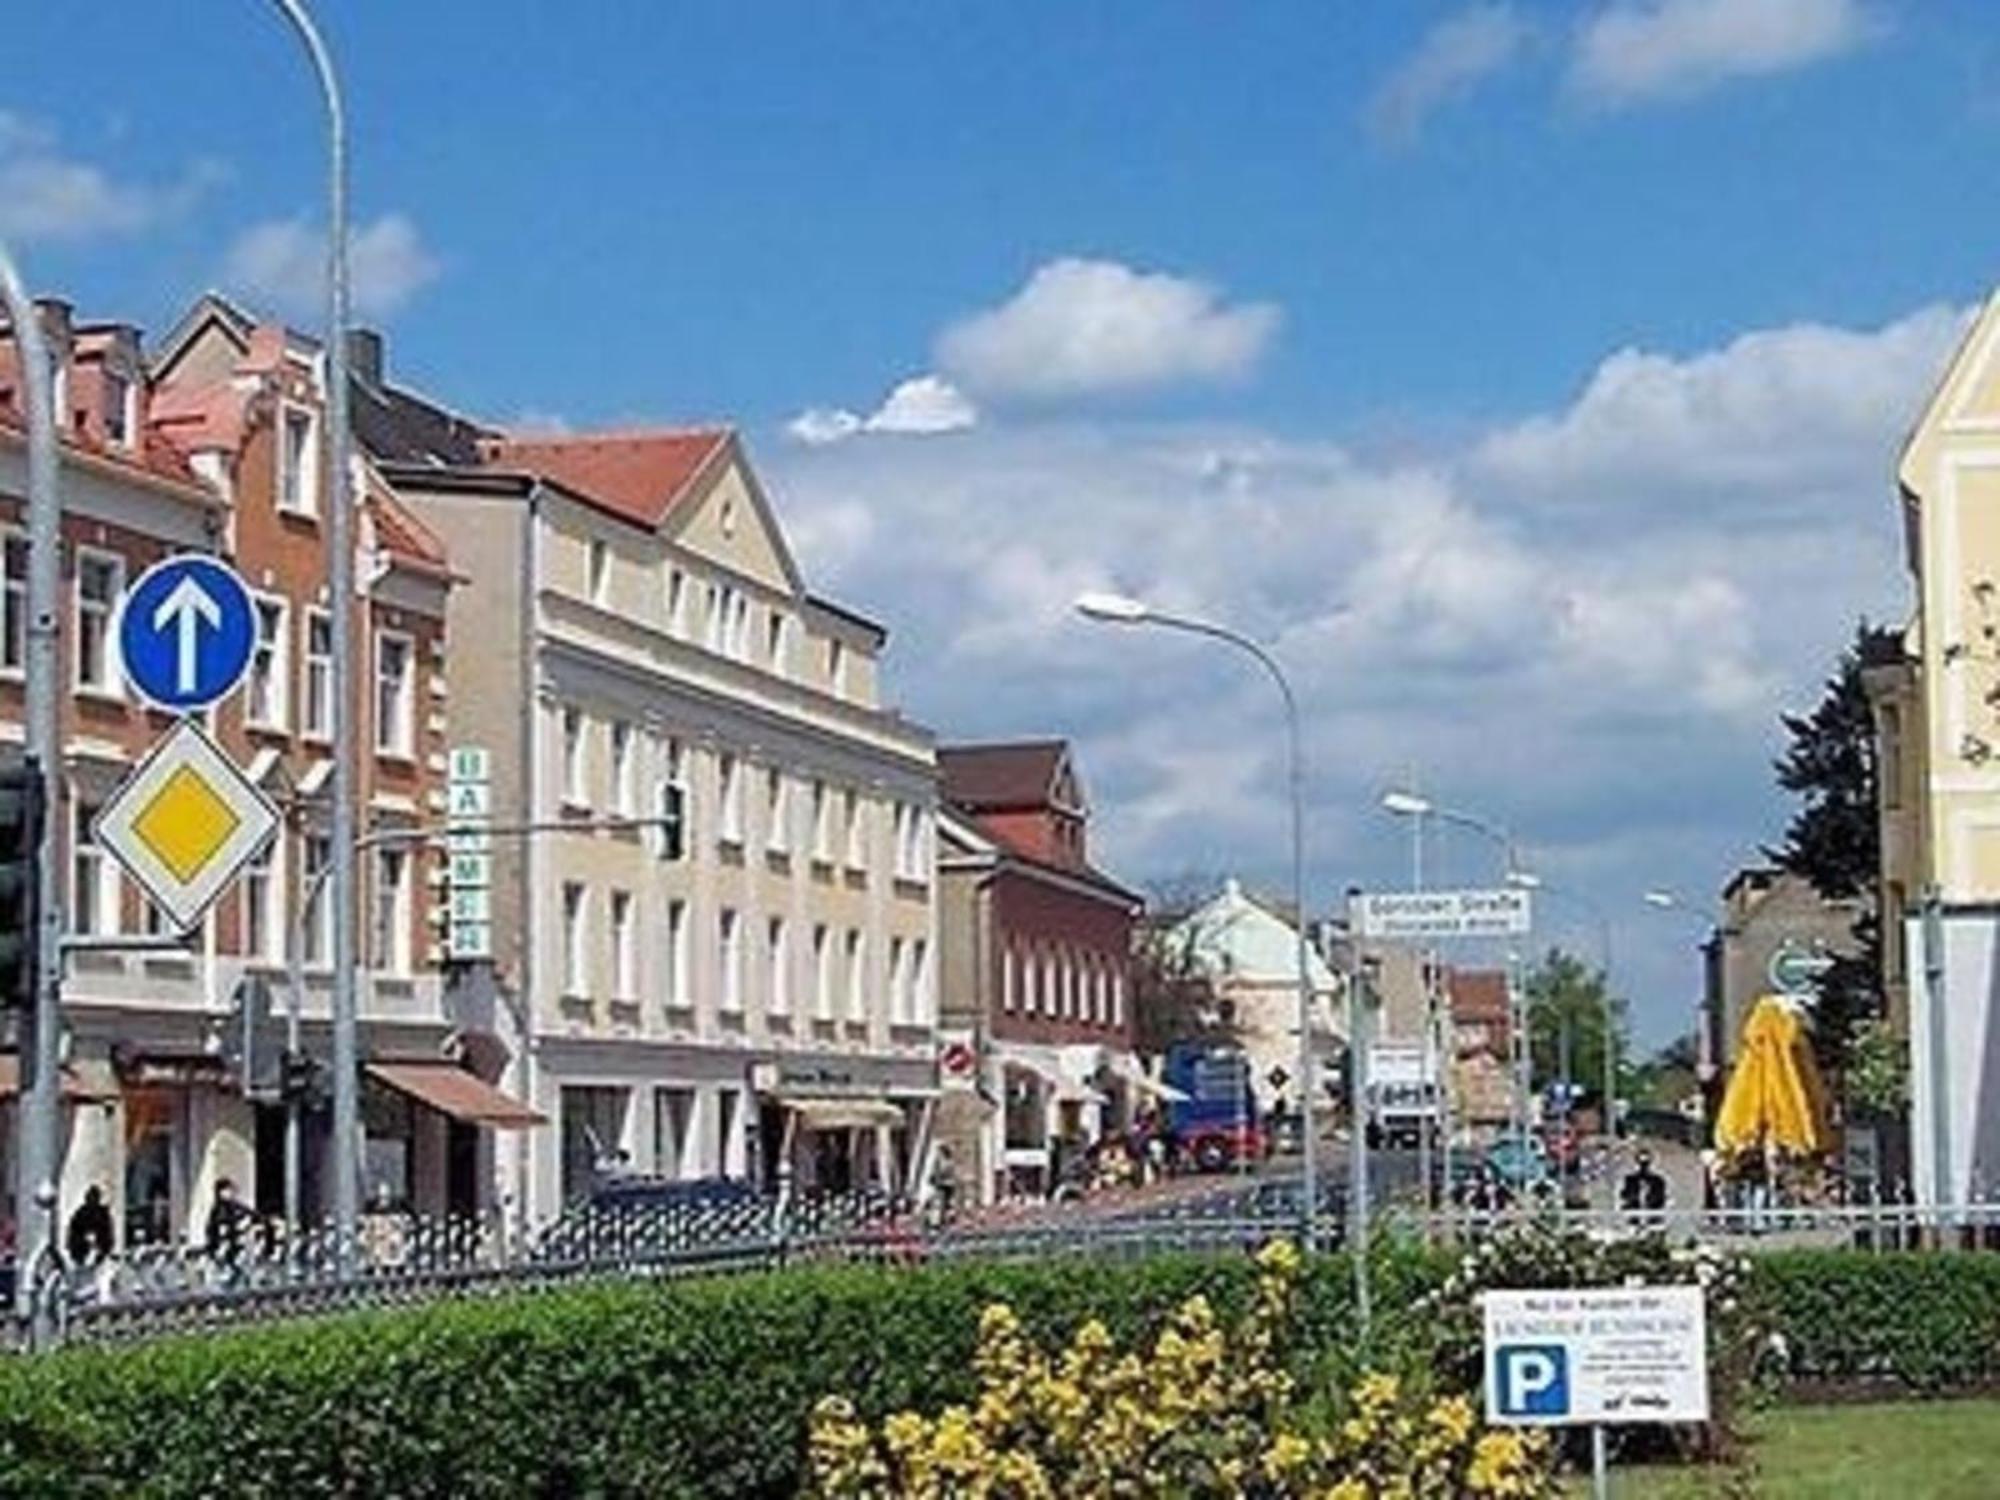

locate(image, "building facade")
[[0, 293, 508, 1253], [386, 419, 939, 1219], [1703, 866, 1860, 1085], [934, 741, 1142, 1202]]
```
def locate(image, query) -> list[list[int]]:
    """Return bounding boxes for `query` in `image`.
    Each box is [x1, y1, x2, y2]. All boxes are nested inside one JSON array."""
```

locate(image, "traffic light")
[[656, 780, 685, 862], [279, 1048, 324, 1106], [0, 761, 45, 1006]]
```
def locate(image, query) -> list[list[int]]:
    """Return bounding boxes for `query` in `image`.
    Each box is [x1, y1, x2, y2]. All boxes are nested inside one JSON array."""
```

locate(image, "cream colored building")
[[1870, 288, 2000, 1203], [388, 428, 939, 1219]]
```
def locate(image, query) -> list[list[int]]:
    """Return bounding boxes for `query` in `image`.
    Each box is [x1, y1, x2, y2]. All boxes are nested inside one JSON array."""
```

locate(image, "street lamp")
[[1514, 870, 1620, 1148], [1072, 592, 1335, 1262]]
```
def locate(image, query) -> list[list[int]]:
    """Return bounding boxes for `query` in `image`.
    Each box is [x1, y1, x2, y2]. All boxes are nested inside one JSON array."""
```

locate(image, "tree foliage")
[[1521, 946, 1628, 1104]]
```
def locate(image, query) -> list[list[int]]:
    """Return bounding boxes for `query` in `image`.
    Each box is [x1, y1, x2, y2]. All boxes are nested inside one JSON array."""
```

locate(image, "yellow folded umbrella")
[[1713, 994, 1830, 1158]]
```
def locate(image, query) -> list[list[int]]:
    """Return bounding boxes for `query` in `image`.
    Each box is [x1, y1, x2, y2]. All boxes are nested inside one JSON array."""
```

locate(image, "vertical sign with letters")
[[446, 746, 492, 960]]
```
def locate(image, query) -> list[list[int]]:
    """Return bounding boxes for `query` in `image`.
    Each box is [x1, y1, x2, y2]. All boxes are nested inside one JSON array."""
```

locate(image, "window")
[[717, 753, 742, 845], [562, 883, 588, 996], [655, 1087, 695, 1180], [302, 832, 332, 964], [74, 551, 121, 694], [767, 612, 790, 675], [374, 631, 413, 755], [666, 567, 687, 636], [247, 595, 289, 728], [765, 768, 788, 853], [280, 406, 317, 515], [768, 917, 789, 1016], [304, 610, 333, 738], [913, 940, 931, 1025], [610, 890, 635, 1001], [894, 805, 929, 880], [719, 908, 743, 1011], [844, 789, 865, 869], [2, 533, 25, 674], [1111, 969, 1125, 1028], [242, 837, 280, 963], [813, 924, 833, 1020], [103, 370, 132, 447], [655, 746, 686, 862], [888, 938, 907, 1025], [588, 539, 610, 604], [811, 781, 832, 862], [727, 589, 751, 659], [704, 582, 724, 651], [845, 930, 866, 1023], [664, 899, 689, 1007], [373, 847, 411, 975], [829, 638, 846, 696], [1003, 945, 1018, 1013], [72, 795, 115, 937], [562, 707, 587, 807], [609, 721, 635, 817]]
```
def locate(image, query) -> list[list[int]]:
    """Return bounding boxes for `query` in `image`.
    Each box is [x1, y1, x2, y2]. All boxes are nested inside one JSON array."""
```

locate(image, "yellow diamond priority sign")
[[96, 720, 279, 934]]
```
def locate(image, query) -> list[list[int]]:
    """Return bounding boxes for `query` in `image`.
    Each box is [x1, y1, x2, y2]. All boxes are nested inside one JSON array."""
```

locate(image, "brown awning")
[[0, 1055, 118, 1101], [366, 1062, 546, 1129]]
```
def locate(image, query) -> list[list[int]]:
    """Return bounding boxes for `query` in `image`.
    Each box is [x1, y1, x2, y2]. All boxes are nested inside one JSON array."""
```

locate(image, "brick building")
[[935, 741, 1142, 1202]]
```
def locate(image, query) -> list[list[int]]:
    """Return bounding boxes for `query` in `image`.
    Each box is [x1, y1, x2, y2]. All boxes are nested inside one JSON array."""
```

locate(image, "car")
[[1483, 1136, 1553, 1190]]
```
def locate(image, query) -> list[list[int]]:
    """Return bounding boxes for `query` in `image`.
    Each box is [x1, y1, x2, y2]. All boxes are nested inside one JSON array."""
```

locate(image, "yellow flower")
[[1353, 1370, 1401, 1413], [1427, 1394, 1476, 1447], [1256, 1236, 1303, 1277], [1321, 1480, 1369, 1500], [1262, 1431, 1313, 1481]]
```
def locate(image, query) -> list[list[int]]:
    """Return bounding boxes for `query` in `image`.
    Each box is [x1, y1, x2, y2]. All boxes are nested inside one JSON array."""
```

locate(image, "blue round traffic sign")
[[116, 555, 258, 712]]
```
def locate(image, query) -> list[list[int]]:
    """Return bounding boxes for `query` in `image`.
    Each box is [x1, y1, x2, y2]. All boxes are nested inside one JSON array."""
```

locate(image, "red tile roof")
[[0, 397, 207, 496], [1448, 969, 1510, 1027], [365, 481, 452, 575], [939, 741, 1067, 812], [146, 380, 253, 454], [479, 428, 732, 529]]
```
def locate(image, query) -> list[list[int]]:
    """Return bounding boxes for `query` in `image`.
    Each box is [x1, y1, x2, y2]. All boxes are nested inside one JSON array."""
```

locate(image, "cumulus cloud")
[[1367, 5, 1535, 145], [787, 373, 978, 446], [1569, 0, 1884, 106], [0, 111, 220, 243], [769, 300, 1945, 1039], [935, 258, 1280, 400], [222, 212, 442, 321]]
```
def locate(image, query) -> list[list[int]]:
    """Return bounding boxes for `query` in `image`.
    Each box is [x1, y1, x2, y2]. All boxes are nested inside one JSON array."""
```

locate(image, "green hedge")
[[1, 1246, 1996, 1497]]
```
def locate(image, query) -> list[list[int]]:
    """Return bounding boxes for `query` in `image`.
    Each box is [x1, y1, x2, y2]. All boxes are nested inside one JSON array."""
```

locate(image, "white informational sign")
[[1483, 1286, 1709, 1427], [1369, 1042, 1433, 1087], [447, 744, 492, 960], [95, 720, 280, 933], [1352, 887, 1532, 940]]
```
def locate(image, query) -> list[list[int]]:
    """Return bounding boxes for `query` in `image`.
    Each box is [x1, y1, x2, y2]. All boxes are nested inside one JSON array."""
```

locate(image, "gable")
[[666, 447, 801, 596], [1901, 292, 2000, 498]]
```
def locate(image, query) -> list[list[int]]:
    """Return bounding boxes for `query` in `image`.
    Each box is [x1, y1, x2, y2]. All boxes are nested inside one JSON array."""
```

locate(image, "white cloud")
[[787, 373, 978, 446], [1569, 0, 1883, 107], [222, 212, 442, 321], [770, 299, 1945, 1041], [935, 258, 1280, 400], [1367, 5, 1535, 145], [0, 111, 220, 243]]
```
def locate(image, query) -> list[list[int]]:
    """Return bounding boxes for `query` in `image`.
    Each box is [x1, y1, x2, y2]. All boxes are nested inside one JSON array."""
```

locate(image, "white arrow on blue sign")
[[116, 555, 258, 712]]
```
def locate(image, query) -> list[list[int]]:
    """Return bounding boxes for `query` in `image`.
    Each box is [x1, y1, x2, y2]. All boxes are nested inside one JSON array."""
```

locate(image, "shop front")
[[751, 1059, 938, 1203]]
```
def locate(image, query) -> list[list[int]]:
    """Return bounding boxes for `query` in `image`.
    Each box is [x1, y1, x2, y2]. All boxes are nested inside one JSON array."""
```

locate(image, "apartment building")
[[384, 417, 939, 1217], [0, 293, 503, 1249], [934, 740, 1142, 1202]]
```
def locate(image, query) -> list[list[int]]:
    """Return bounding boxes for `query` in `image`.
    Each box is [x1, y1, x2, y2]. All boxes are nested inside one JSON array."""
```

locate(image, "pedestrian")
[[65, 1185, 115, 1267], [204, 1177, 250, 1269], [930, 1144, 959, 1225], [1619, 1148, 1669, 1227]]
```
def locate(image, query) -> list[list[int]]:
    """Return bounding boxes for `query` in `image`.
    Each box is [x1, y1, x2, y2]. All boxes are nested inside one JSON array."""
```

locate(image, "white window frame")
[[765, 767, 789, 854], [664, 898, 690, 1007], [666, 567, 687, 637], [302, 831, 333, 966], [304, 608, 333, 741], [768, 916, 789, 1016], [829, 638, 846, 697], [71, 793, 118, 938], [610, 720, 635, 819], [588, 539, 610, 605], [813, 924, 833, 1021], [561, 706, 588, 809], [373, 846, 412, 976], [717, 753, 743, 847], [845, 930, 866, 1023], [279, 403, 320, 517], [2, 529, 27, 678], [1003, 945, 1017, 1013], [73, 547, 123, 697], [373, 629, 414, 757], [242, 834, 283, 964], [562, 883, 588, 997], [102, 368, 135, 449], [610, 889, 636, 1001], [246, 592, 290, 730], [844, 790, 865, 870], [811, 781, 832, 862], [914, 939, 931, 1026], [888, 937, 907, 1026], [720, 908, 743, 1012]]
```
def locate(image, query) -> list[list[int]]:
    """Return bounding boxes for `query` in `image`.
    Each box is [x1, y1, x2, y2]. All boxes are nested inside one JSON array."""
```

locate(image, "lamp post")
[[269, 0, 360, 1256], [1073, 593, 1329, 1263], [1376, 788, 1447, 1212], [1512, 872, 1618, 1148], [1643, 887, 1726, 1140]]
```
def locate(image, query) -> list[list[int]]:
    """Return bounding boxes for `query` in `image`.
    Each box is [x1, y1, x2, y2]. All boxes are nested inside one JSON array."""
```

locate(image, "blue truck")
[[1161, 1041, 1268, 1172]]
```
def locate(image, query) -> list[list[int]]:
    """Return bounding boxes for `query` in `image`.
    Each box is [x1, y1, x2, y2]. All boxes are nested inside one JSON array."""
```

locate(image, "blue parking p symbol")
[[1495, 1345, 1569, 1417]]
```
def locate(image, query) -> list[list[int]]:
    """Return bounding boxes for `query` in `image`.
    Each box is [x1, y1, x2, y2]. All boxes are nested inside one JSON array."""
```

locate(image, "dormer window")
[[280, 405, 319, 516], [102, 370, 134, 448]]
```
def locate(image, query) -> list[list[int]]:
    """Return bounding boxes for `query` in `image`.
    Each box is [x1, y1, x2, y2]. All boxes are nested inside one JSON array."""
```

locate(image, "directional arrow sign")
[[95, 720, 279, 933], [117, 555, 257, 712]]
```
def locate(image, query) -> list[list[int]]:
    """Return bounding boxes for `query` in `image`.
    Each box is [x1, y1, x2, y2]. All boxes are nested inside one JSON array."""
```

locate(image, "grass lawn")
[[1569, 1399, 2000, 1498]]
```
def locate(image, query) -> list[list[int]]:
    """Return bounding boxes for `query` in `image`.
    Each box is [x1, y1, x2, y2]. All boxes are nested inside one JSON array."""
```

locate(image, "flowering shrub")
[[807, 1239, 1557, 1498]]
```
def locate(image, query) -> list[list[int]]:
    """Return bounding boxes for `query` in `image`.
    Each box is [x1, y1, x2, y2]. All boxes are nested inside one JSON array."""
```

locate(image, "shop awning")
[[0, 1055, 117, 1101], [785, 1097, 907, 1131], [366, 1061, 546, 1129]]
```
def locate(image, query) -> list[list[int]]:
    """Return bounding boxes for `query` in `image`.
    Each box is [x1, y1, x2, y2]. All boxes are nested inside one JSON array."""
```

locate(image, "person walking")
[[204, 1177, 251, 1276], [65, 1185, 115, 1267], [1619, 1148, 1669, 1229]]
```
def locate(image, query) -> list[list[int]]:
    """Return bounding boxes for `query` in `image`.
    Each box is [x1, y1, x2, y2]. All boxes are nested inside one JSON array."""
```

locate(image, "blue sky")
[[6, 0, 1997, 1043]]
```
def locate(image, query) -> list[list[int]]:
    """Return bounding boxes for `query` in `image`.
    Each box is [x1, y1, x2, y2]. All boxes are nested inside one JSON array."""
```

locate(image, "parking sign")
[[1482, 1286, 1708, 1427]]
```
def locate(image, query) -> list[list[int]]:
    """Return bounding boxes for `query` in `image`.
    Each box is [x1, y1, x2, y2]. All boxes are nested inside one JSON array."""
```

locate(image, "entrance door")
[[447, 1121, 479, 1219]]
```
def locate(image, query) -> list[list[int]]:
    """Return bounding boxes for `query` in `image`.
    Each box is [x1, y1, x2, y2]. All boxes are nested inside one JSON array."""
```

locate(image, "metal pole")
[[0, 244, 63, 1341], [270, 0, 357, 1260], [1922, 885, 1949, 1210], [1347, 958, 1371, 1332], [284, 811, 306, 1234], [1591, 1423, 1609, 1500]]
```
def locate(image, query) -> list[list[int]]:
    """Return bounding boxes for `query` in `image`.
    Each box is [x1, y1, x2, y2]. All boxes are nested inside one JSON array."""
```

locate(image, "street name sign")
[[94, 720, 279, 933], [116, 555, 257, 712], [1483, 1286, 1708, 1426], [1351, 888, 1533, 940], [446, 744, 492, 960]]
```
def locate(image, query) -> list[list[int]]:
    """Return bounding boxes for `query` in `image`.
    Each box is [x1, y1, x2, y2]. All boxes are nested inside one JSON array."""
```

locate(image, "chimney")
[[345, 327, 384, 388]]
